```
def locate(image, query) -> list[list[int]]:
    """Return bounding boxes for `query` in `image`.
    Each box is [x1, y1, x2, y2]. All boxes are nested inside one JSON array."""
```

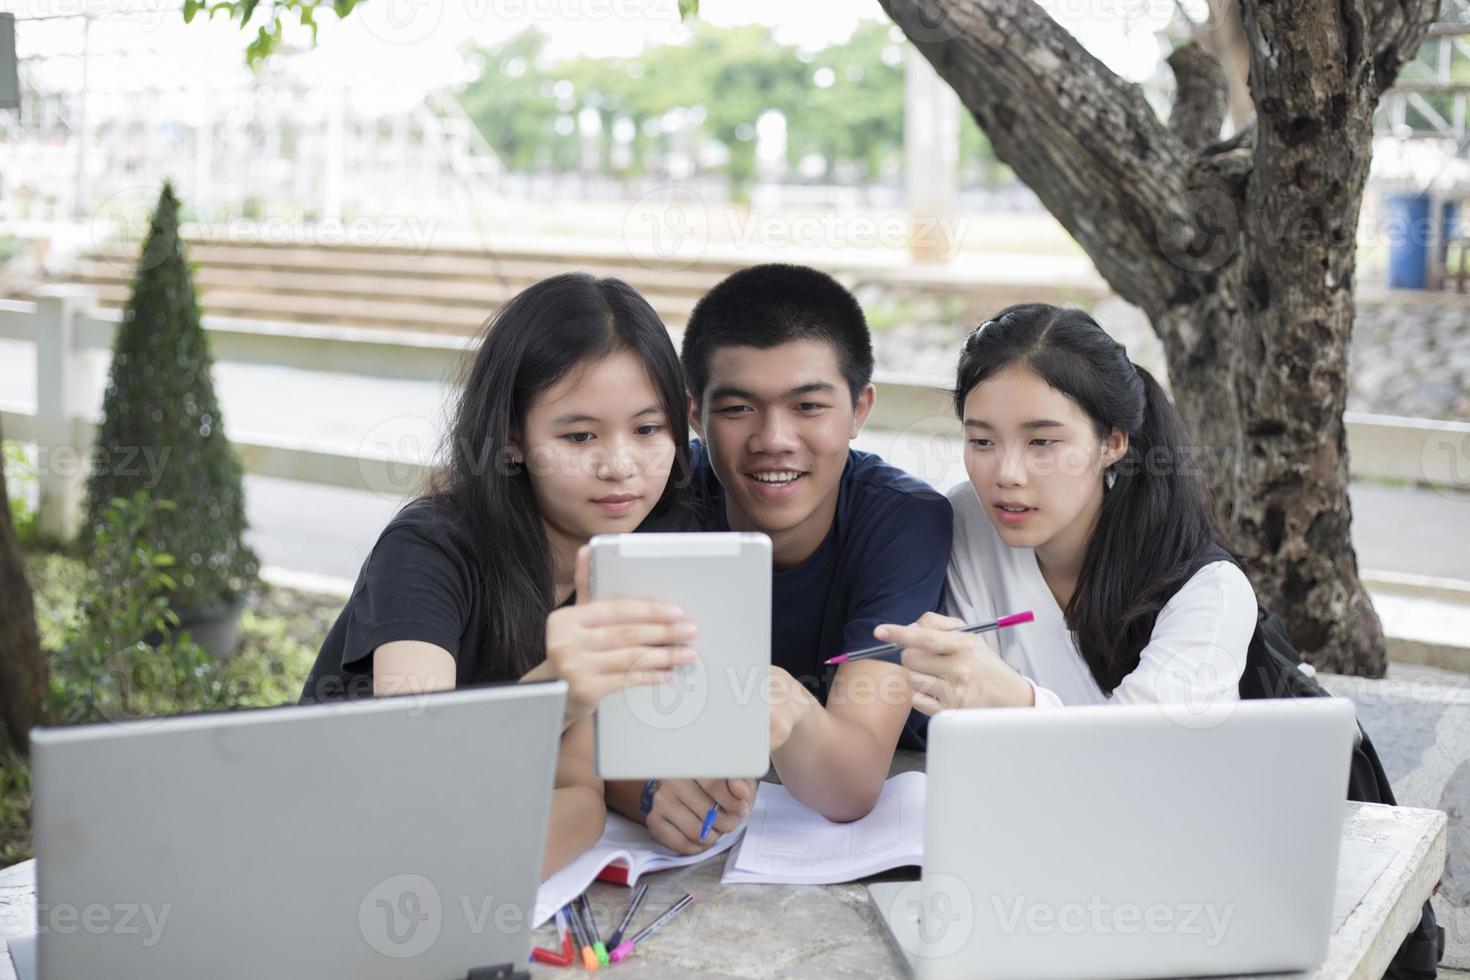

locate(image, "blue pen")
[[699, 804, 718, 841]]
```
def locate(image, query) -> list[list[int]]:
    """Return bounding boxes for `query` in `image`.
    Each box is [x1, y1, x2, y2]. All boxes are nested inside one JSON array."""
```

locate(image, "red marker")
[[531, 908, 574, 967], [825, 611, 1035, 664]]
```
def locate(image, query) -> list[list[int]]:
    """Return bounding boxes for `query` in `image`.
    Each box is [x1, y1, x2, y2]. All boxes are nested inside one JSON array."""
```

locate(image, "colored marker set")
[[530, 883, 696, 970]]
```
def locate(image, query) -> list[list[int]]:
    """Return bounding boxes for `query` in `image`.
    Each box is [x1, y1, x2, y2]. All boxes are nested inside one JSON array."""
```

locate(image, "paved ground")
[[235, 428, 1470, 587], [4, 340, 1461, 584]]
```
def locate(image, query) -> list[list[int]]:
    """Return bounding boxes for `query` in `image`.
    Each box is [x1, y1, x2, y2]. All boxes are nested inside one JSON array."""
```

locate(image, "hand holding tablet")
[[541, 546, 703, 729], [589, 532, 773, 780]]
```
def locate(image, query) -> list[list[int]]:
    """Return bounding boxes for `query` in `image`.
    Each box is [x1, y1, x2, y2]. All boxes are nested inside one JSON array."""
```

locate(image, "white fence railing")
[[1, 286, 1468, 541]]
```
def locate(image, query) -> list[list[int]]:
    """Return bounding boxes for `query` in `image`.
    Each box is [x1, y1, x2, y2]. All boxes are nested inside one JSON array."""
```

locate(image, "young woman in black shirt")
[[301, 272, 699, 876]]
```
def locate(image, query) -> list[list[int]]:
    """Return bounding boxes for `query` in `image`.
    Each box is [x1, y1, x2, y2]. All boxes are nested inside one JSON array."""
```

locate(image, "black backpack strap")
[[1213, 556, 1445, 976]]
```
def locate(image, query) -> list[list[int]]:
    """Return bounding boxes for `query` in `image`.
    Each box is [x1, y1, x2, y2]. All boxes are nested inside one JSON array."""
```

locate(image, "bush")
[[3, 440, 37, 548], [0, 753, 30, 868], [46, 491, 220, 724], [82, 182, 258, 612]]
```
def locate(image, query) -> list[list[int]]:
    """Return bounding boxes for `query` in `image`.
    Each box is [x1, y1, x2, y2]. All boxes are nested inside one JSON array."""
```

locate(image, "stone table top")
[[520, 798, 1446, 979], [0, 752, 1448, 980]]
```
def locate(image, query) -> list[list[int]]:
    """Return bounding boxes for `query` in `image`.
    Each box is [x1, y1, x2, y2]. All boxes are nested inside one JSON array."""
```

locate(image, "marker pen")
[[608, 882, 648, 949], [608, 892, 695, 964]]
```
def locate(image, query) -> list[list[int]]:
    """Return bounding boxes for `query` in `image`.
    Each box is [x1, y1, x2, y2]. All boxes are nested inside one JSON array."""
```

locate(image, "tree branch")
[[878, 0, 1203, 318], [1168, 42, 1228, 151], [1239, 0, 1382, 303], [1367, 0, 1442, 96]]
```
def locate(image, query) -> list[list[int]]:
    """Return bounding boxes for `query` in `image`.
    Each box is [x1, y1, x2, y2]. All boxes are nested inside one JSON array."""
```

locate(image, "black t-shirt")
[[299, 497, 698, 703], [299, 498, 500, 703]]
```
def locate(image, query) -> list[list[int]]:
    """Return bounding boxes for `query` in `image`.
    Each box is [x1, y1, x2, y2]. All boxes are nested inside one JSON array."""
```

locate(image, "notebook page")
[[726, 771, 926, 883], [533, 812, 742, 925]]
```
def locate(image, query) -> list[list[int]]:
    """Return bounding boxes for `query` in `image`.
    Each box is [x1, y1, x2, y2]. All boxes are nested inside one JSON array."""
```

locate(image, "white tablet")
[[590, 531, 771, 779]]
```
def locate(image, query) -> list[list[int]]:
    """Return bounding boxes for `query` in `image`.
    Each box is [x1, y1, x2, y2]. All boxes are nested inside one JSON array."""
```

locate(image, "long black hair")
[[953, 303, 1239, 694], [426, 273, 690, 683]]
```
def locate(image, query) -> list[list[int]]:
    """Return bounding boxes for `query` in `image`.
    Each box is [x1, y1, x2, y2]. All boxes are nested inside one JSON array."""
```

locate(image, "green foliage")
[[457, 21, 1003, 196], [185, 0, 1005, 189], [32, 498, 318, 727], [83, 184, 259, 611], [228, 607, 322, 706], [456, 30, 580, 175], [0, 235, 30, 264], [26, 550, 85, 654], [784, 21, 906, 183], [0, 751, 30, 868], [196, 0, 690, 69], [46, 491, 216, 725], [183, 0, 362, 68], [3, 440, 37, 548]]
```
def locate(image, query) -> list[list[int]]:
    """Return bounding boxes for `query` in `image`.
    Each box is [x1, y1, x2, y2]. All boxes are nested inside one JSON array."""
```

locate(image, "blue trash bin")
[[1388, 192, 1431, 289], [1387, 193, 1461, 289]]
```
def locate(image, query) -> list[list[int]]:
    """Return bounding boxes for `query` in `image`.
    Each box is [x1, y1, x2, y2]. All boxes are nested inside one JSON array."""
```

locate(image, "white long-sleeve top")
[[942, 482, 1257, 709]]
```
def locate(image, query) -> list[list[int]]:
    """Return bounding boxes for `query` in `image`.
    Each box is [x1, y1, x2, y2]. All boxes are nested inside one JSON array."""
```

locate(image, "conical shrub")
[[83, 182, 259, 611]]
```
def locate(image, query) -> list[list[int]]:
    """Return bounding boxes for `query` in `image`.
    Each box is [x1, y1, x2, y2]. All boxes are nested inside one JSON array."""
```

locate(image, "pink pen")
[[825, 610, 1035, 664]]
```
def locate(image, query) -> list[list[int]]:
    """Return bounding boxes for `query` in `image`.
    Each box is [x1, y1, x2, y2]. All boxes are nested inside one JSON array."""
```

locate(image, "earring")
[[1105, 468, 1117, 491]]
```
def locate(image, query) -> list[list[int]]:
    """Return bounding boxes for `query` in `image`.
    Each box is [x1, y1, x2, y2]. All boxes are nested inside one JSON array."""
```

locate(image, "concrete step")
[[74, 261, 703, 312], [84, 242, 732, 295], [73, 271, 699, 334], [62, 232, 1115, 341], [169, 230, 761, 274], [1366, 571, 1470, 674], [77, 282, 696, 334], [80, 282, 494, 334]]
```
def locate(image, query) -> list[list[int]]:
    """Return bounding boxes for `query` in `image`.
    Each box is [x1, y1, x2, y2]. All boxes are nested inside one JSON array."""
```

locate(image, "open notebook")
[[533, 812, 743, 925], [722, 771, 926, 885]]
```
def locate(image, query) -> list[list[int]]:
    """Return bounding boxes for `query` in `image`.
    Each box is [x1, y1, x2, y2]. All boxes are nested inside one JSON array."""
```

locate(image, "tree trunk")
[[0, 420, 47, 757], [880, 0, 1438, 673]]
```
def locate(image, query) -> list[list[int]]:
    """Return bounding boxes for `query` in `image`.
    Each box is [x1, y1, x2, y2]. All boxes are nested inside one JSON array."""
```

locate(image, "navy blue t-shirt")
[[686, 441, 952, 749]]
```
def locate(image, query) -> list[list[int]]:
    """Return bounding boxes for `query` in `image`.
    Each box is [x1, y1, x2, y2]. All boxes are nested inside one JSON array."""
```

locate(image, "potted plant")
[[83, 183, 259, 656]]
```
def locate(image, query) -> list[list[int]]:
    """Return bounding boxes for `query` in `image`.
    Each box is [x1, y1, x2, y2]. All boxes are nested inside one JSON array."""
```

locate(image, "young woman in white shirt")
[[875, 303, 1258, 713]]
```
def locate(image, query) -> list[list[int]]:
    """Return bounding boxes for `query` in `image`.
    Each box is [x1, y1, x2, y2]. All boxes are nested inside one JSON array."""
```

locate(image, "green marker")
[[579, 894, 609, 965]]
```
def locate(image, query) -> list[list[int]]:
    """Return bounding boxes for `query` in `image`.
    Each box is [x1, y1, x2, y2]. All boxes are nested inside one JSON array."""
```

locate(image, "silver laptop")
[[27, 680, 567, 980], [870, 698, 1357, 980]]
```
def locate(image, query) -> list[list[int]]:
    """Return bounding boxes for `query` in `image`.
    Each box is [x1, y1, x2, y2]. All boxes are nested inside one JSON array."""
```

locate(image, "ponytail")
[[954, 306, 1237, 693]]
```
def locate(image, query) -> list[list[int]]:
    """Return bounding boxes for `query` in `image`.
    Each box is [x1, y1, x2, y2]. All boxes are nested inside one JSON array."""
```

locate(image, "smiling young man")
[[605, 263, 952, 854]]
